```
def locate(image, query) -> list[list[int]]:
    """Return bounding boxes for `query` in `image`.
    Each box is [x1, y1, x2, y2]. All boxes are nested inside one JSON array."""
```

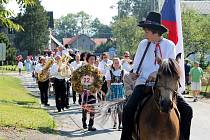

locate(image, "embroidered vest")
[[110, 69, 124, 83]]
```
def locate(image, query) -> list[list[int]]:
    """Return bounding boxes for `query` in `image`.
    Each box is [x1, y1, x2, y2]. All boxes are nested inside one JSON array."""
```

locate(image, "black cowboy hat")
[[138, 12, 168, 33]]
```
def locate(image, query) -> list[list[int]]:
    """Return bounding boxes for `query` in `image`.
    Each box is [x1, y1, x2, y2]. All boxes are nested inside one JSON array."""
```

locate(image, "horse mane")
[[158, 58, 181, 79]]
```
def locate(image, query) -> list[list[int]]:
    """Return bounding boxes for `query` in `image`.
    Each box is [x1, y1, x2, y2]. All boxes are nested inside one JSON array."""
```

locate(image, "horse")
[[138, 58, 181, 140]]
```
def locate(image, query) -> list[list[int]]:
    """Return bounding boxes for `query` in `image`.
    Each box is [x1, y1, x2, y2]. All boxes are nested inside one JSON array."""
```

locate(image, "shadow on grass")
[[0, 100, 36, 106], [38, 127, 57, 134], [15, 100, 36, 106]]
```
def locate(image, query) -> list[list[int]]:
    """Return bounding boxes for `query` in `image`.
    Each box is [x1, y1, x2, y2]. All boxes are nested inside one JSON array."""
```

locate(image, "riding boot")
[[177, 94, 193, 140]]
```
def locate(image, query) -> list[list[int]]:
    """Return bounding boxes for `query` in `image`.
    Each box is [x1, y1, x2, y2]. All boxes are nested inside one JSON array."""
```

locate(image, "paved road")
[[20, 73, 121, 140], [3, 73, 210, 140]]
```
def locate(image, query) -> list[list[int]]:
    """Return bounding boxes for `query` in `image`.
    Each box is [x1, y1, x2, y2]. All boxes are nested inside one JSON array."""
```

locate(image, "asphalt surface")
[[1, 73, 210, 140]]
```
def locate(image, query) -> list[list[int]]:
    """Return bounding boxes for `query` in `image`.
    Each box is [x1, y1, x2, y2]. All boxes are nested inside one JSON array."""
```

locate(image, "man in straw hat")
[[121, 12, 192, 140]]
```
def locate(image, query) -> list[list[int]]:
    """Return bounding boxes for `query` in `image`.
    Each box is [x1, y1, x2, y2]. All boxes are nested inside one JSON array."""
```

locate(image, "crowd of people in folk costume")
[[21, 44, 133, 131], [15, 12, 197, 140]]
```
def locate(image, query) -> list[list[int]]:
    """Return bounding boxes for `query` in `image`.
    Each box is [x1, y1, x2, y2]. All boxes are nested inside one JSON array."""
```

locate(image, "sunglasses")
[[124, 55, 130, 57]]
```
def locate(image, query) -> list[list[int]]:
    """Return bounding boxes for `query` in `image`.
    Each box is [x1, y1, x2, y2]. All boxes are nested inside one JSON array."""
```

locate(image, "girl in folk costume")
[[81, 53, 98, 131], [105, 57, 125, 130]]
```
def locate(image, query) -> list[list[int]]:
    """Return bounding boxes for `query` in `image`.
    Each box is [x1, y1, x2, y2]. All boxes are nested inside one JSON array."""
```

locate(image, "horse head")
[[154, 58, 181, 113]]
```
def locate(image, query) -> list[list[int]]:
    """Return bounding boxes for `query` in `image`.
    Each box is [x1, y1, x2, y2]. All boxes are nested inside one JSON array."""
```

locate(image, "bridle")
[[151, 74, 180, 112]]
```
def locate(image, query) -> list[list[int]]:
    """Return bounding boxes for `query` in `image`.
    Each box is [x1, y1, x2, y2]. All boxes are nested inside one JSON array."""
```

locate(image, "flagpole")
[[176, 0, 185, 93]]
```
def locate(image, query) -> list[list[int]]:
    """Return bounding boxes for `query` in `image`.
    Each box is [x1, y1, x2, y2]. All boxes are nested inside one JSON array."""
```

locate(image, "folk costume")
[[121, 12, 193, 140], [72, 61, 103, 131], [106, 68, 125, 101]]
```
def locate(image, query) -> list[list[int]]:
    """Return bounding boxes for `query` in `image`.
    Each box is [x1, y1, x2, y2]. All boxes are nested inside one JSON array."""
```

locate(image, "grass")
[[0, 76, 55, 132], [0, 65, 26, 73]]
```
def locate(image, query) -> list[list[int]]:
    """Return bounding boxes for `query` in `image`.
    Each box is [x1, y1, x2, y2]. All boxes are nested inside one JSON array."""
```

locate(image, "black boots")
[[82, 116, 96, 131]]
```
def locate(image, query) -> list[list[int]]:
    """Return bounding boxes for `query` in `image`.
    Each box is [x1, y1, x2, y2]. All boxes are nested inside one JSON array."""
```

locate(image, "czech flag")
[[161, 0, 185, 92]]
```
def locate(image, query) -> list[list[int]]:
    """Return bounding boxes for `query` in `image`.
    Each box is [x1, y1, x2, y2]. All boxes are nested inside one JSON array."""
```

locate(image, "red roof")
[[63, 35, 80, 46], [63, 35, 107, 47], [91, 38, 107, 46]]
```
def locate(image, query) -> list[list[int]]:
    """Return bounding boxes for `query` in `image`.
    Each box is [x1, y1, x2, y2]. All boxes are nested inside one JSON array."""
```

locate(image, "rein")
[[151, 75, 179, 112]]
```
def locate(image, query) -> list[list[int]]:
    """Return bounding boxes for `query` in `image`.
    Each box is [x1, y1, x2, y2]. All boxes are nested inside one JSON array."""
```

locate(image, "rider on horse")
[[120, 12, 193, 140]]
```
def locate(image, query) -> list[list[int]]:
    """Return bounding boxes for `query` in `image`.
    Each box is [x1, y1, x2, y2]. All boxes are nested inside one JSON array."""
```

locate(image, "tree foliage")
[[91, 18, 112, 38], [76, 11, 92, 35], [94, 39, 116, 54], [54, 13, 79, 41], [54, 11, 112, 41], [116, 0, 159, 20], [112, 16, 144, 56], [0, 0, 35, 31], [15, 0, 49, 55], [0, 32, 17, 65], [182, 10, 210, 67]]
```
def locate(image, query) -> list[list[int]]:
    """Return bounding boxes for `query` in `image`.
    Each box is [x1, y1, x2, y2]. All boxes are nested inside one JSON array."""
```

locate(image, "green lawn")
[[0, 65, 26, 73], [0, 76, 55, 132]]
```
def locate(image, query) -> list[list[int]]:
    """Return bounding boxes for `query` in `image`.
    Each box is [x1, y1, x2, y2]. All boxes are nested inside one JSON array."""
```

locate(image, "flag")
[[161, 0, 185, 93]]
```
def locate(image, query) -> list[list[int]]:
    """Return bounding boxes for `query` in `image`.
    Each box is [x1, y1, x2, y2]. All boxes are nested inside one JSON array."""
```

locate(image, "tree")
[[0, 32, 17, 65], [112, 16, 144, 56], [91, 18, 113, 38], [54, 11, 106, 41], [15, 0, 49, 55], [54, 14, 79, 41], [94, 39, 116, 54], [76, 11, 92, 35], [0, 0, 35, 31], [182, 10, 210, 68], [116, 0, 159, 21]]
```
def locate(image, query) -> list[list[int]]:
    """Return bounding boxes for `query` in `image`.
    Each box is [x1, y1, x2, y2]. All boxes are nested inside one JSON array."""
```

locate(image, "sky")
[[7, 0, 119, 25]]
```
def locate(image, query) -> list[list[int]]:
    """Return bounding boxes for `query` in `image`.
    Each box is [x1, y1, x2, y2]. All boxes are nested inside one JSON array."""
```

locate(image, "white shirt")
[[18, 61, 23, 69], [70, 61, 82, 71], [133, 38, 176, 86], [56, 49, 69, 57], [98, 60, 113, 75], [121, 59, 132, 72], [50, 63, 65, 79], [35, 63, 43, 73]]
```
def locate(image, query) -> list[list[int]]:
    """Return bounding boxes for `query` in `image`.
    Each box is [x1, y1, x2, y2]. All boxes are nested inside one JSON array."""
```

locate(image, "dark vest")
[[110, 69, 124, 83]]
